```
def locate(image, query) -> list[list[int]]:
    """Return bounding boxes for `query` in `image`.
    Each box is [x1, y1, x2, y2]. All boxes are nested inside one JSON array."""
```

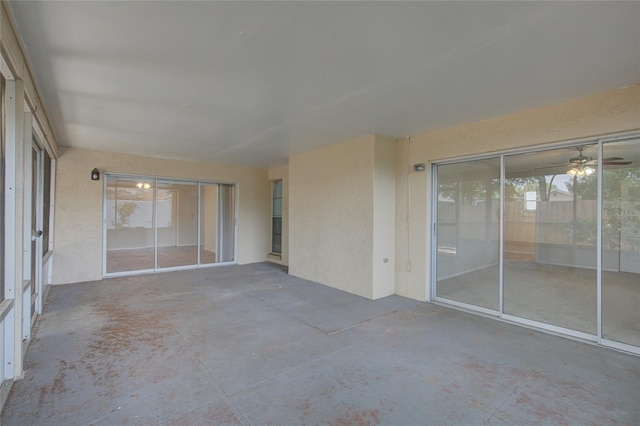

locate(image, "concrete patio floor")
[[2, 262, 639, 425]]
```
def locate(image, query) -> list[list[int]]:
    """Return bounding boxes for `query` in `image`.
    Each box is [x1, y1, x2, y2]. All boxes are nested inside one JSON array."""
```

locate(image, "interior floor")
[[107, 245, 217, 272], [3, 263, 639, 425], [437, 261, 640, 346]]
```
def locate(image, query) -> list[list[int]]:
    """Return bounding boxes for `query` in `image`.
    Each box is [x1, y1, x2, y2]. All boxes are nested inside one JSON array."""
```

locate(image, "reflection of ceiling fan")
[[535, 146, 632, 177]]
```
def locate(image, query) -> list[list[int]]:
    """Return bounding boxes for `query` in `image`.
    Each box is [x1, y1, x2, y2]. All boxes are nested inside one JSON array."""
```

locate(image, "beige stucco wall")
[[267, 165, 289, 267], [289, 135, 375, 298], [395, 85, 640, 301], [53, 147, 270, 284], [372, 134, 396, 299], [288, 134, 398, 299]]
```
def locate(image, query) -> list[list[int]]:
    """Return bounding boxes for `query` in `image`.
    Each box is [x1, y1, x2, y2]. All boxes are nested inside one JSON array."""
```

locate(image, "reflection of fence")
[[106, 199, 173, 229], [439, 200, 601, 246]]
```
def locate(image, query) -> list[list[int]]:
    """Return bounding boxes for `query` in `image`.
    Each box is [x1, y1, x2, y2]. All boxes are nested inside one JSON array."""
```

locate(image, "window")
[[42, 150, 51, 255], [271, 180, 282, 255]]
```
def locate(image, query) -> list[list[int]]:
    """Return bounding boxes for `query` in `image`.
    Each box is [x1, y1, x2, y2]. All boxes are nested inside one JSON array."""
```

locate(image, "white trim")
[[3, 79, 17, 302], [47, 158, 56, 253], [499, 154, 505, 314], [0, 300, 14, 323], [0, 54, 14, 81], [197, 182, 201, 266], [153, 178, 158, 270], [433, 297, 499, 317], [429, 164, 437, 302], [104, 261, 237, 279], [601, 339, 640, 356], [596, 140, 603, 342], [501, 314, 598, 342]]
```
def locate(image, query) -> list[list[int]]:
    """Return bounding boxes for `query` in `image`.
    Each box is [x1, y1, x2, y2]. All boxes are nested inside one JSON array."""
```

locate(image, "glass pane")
[[106, 176, 156, 273], [504, 145, 598, 334], [0, 76, 4, 302], [435, 158, 500, 311], [200, 184, 219, 264], [272, 217, 282, 254], [273, 198, 282, 216], [218, 184, 235, 262], [157, 180, 198, 268], [31, 147, 37, 296], [602, 139, 640, 347], [273, 180, 282, 198], [42, 151, 51, 255]]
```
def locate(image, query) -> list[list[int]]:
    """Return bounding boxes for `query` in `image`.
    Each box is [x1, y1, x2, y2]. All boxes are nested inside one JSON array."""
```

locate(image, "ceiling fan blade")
[[602, 157, 624, 161], [603, 161, 632, 166], [534, 164, 570, 170]]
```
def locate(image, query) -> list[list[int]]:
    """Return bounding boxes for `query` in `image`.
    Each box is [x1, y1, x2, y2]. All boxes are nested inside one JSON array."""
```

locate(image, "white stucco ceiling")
[[8, 1, 640, 168]]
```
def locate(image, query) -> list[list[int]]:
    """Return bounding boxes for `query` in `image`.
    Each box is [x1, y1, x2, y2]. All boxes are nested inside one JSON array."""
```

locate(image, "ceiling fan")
[[535, 146, 632, 177]]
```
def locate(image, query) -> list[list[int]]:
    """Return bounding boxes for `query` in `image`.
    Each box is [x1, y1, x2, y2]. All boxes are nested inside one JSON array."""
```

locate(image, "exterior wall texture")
[[53, 147, 270, 284], [394, 85, 640, 301], [289, 135, 375, 298], [372, 134, 396, 299]]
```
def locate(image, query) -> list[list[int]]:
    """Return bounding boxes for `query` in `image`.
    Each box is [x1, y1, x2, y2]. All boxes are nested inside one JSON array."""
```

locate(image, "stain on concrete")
[[330, 408, 381, 426]]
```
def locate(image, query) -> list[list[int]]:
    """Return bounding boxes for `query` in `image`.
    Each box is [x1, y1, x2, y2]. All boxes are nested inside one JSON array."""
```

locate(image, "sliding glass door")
[[433, 136, 639, 352], [105, 175, 236, 275], [157, 180, 198, 269], [503, 146, 597, 335], [106, 176, 156, 273], [435, 159, 500, 312], [601, 138, 640, 349]]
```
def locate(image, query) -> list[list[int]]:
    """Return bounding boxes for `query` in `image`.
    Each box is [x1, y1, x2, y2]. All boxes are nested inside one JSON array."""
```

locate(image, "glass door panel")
[[199, 184, 219, 265], [218, 184, 235, 263], [503, 146, 598, 334], [30, 146, 39, 318], [106, 176, 156, 273], [435, 158, 500, 311], [602, 138, 640, 347], [157, 180, 198, 268]]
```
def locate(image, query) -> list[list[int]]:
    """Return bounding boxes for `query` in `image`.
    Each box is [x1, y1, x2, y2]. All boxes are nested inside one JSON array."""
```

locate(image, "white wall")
[[53, 147, 270, 284], [395, 85, 640, 301]]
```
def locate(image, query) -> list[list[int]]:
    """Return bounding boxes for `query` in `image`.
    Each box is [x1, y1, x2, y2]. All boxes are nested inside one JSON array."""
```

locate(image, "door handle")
[[37, 230, 43, 237]]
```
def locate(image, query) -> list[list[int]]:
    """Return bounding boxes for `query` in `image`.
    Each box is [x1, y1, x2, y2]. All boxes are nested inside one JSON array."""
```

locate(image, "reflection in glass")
[[105, 176, 235, 273], [157, 180, 198, 268], [602, 139, 640, 347], [272, 180, 283, 254], [42, 151, 52, 255], [106, 176, 156, 273], [200, 184, 219, 264], [218, 184, 235, 262], [435, 159, 500, 310], [503, 146, 598, 334]]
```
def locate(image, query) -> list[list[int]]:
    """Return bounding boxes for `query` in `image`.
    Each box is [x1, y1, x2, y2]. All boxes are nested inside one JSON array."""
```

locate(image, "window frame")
[[271, 180, 283, 255]]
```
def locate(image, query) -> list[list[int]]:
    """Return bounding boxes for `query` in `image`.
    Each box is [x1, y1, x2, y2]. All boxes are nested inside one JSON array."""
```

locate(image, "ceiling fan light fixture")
[[567, 165, 595, 177]]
